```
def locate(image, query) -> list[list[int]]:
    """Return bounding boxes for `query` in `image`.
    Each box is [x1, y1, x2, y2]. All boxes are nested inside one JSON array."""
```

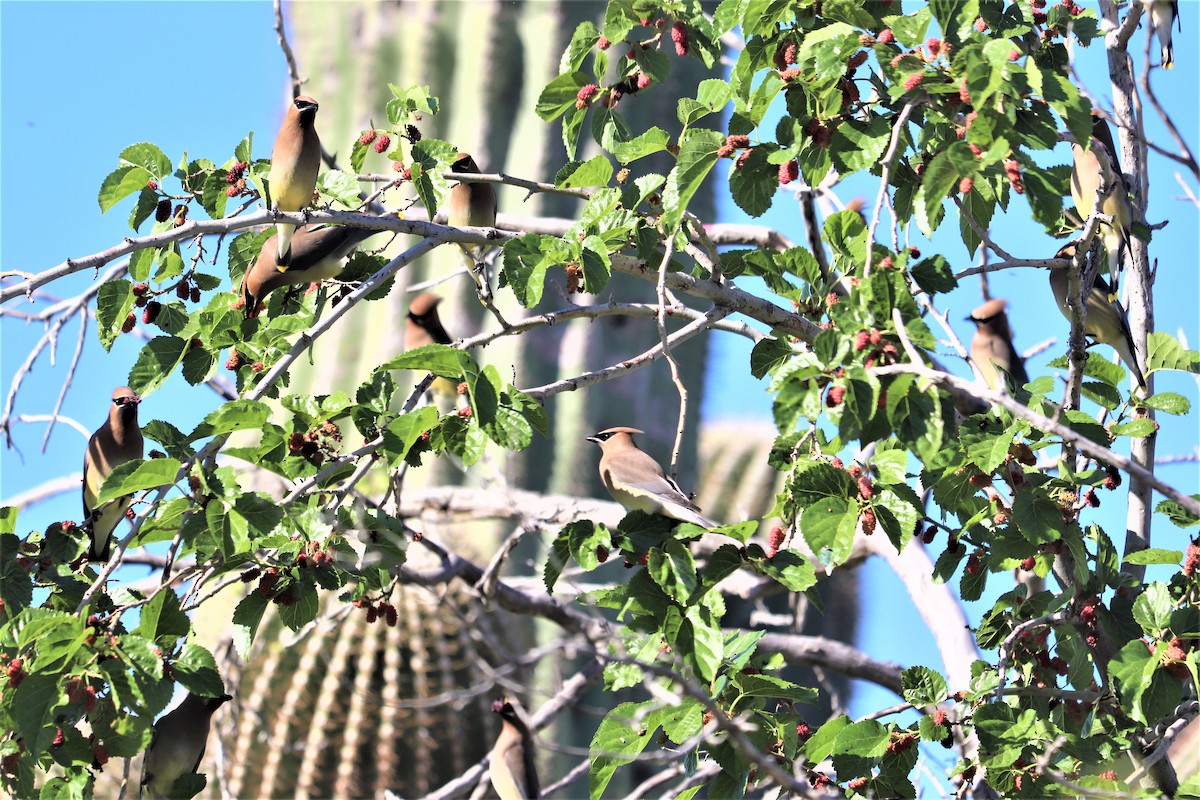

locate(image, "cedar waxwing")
[[268, 95, 321, 267], [140, 692, 232, 800], [966, 298, 1029, 390], [446, 153, 497, 269], [587, 427, 717, 529], [1050, 243, 1147, 390], [1070, 113, 1132, 295], [1142, 0, 1179, 68], [404, 293, 459, 404], [489, 698, 539, 800], [82, 387, 144, 561], [241, 223, 376, 317]]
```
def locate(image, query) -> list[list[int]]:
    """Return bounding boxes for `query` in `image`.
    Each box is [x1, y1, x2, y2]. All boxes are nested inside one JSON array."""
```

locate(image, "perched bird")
[[82, 387, 144, 561], [1070, 113, 1132, 295], [1142, 0, 1179, 68], [489, 698, 539, 800], [268, 95, 321, 267], [1050, 243, 1146, 390], [966, 298, 1029, 390], [587, 427, 717, 528], [446, 152, 497, 270], [404, 293, 459, 404], [241, 223, 376, 317], [141, 693, 232, 800]]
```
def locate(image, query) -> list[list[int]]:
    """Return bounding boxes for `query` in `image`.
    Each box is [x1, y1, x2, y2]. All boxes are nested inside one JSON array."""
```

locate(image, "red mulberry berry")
[[926, 37, 942, 57], [190, 286, 201, 303], [176, 282, 190, 300], [597, 35, 610, 50], [1021, 556, 1036, 571], [766, 526, 786, 558], [225, 350, 242, 370], [778, 159, 799, 185], [860, 508, 877, 535], [458, 406, 472, 418], [1183, 542, 1199, 577], [974, 18, 988, 32], [878, 28, 895, 44], [596, 546, 609, 563], [359, 130, 377, 146], [575, 84, 600, 109], [373, 135, 391, 154], [636, 72, 651, 91], [857, 476, 874, 499], [1007, 49, 1021, 61], [796, 721, 812, 740], [1033, 10, 1047, 24], [385, 604, 399, 627], [1004, 159, 1025, 194], [1084, 489, 1100, 508], [132, 283, 149, 297], [847, 50, 868, 69], [671, 21, 689, 56], [826, 385, 846, 407], [903, 73, 924, 92], [142, 301, 161, 325], [155, 199, 171, 222], [958, 177, 974, 195]]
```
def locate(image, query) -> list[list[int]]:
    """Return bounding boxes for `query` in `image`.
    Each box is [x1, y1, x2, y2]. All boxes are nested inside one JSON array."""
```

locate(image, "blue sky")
[[2, 0, 1197, 737]]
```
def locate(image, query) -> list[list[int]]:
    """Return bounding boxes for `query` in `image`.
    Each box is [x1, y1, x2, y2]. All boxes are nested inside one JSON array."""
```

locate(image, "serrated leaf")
[[661, 129, 724, 232], [128, 336, 188, 396], [557, 154, 613, 188], [172, 643, 225, 697], [96, 458, 181, 505]]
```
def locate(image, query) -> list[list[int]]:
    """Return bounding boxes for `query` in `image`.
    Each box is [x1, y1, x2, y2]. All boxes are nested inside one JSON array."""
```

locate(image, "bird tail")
[[275, 223, 296, 268]]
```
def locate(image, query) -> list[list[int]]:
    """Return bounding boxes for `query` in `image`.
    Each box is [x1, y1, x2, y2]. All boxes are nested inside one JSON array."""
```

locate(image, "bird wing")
[[605, 451, 704, 513]]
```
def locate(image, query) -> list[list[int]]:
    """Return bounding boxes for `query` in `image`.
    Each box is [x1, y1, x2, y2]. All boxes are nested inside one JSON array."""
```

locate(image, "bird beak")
[[585, 435, 601, 444]]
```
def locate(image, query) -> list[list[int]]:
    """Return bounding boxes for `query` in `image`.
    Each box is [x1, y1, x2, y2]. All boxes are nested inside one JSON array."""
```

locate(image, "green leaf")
[[172, 643, 225, 697], [1143, 392, 1190, 415], [98, 165, 152, 213], [580, 236, 611, 295], [648, 540, 698, 602], [501, 234, 570, 307], [1011, 489, 1063, 545], [909, 255, 958, 294], [536, 70, 589, 122], [1123, 548, 1183, 566], [611, 127, 671, 164], [1110, 419, 1157, 438], [277, 584, 319, 631], [727, 144, 777, 217], [561, 21, 600, 72], [96, 458, 181, 505], [12, 675, 62, 755], [1146, 332, 1200, 374], [137, 587, 190, 647], [557, 154, 613, 188], [800, 497, 858, 566], [97, 279, 136, 352], [128, 335, 188, 396], [1132, 582, 1174, 637], [121, 142, 173, 179], [749, 546, 816, 592], [188, 400, 271, 442], [380, 343, 471, 378], [589, 701, 660, 800], [381, 407, 440, 467], [661, 129, 724, 232], [750, 336, 793, 380], [231, 592, 269, 658], [318, 169, 362, 207], [901, 666, 948, 707], [684, 606, 723, 682]]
